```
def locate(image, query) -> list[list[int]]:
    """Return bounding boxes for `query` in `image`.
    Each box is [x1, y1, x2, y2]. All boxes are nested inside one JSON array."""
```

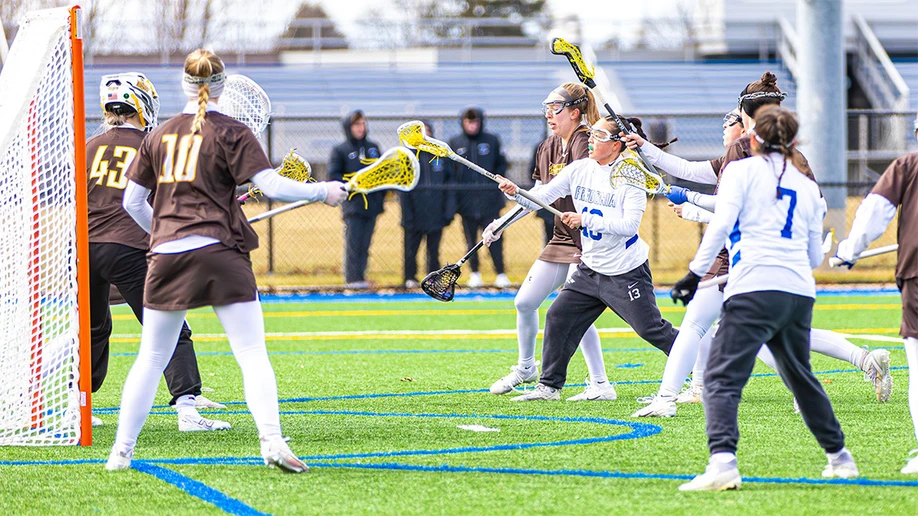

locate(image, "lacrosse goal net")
[[0, 6, 91, 446]]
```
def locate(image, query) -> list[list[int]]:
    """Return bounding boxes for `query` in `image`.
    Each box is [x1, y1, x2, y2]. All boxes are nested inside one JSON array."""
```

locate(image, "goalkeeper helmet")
[[99, 72, 160, 131]]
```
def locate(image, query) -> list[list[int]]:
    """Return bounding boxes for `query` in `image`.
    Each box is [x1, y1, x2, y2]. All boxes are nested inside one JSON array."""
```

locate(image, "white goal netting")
[[0, 7, 85, 446]]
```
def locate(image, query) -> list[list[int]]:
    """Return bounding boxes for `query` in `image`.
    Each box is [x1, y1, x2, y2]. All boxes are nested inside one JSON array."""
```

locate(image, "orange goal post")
[[0, 5, 91, 446]]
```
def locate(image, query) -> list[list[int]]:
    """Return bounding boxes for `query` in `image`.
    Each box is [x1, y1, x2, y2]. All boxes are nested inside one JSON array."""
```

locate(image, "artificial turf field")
[[1, 292, 916, 515]]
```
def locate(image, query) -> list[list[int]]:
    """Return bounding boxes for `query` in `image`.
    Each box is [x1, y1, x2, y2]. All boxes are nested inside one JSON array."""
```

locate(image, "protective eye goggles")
[[588, 128, 623, 143], [723, 112, 742, 127], [541, 96, 588, 116]]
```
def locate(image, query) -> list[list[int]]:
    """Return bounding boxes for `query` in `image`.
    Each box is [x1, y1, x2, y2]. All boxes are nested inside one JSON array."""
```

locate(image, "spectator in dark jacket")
[[400, 121, 456, 288], [327, 110, 383, 288], [449, 107, 510, 287]]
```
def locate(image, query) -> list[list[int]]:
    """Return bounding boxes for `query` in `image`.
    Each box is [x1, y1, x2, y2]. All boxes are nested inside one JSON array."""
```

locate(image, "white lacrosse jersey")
[[689, 154, 825, 299], [527, 157, 649, 276]]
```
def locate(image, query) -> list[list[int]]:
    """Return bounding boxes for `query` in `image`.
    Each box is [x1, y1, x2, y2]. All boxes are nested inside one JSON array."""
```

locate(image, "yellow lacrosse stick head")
[[397, 120, 453, 158], [277, 148, 312, 182], [550, 38, 595, 84], [613, 150, 668, 194], [347, 146, 420, 195]]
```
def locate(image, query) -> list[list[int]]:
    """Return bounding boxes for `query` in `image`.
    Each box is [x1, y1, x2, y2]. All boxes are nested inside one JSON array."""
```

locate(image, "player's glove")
[[665, 185, 691, 205], [482, 219, 505, 247], [671, 271, 702, 306], [323, 181, 348, 207], [833, 238, 857, 269]]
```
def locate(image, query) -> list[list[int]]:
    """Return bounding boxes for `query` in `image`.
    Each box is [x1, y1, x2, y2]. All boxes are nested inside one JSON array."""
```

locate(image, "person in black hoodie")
[[328, 110, 383, 288], [399, 121, 456, 288], [449, 107, 510, 287]]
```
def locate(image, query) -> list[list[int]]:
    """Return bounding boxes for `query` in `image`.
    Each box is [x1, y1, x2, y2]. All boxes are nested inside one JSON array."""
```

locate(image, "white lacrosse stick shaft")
[[828, 244, 898, 268], [449, 154, 564, 218]]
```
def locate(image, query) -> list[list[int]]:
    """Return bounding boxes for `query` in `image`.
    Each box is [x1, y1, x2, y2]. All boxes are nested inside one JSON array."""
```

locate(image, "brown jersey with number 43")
[[87, 127, 149, 250], [126, 111, 271, 253]]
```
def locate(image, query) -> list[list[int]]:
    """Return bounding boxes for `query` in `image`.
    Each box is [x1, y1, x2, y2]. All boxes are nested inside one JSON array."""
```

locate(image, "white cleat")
[[91, 416, 104, 427], [822, 450, 859, 479], [195, 395, 227, 409], [901, 450, 918, 474], [260, 437, 309, 473], [862, 349, 893, 402], [675, 382, 703, 404], [494, 273, 512, 288], [632, 396, 677, 417], [467, 272, 483, 288], [178, 415, 232, 432], [105, 448, 133, 471], [567, 378, 617, 401], [509, 383, 560, 402], [490, 364, 539, 395], [679, 462, 742, 492]]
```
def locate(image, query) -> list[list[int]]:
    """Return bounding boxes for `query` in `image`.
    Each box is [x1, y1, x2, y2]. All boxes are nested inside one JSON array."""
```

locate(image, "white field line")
[[111, 327, 639, 339], [833, 332, 902, 343]]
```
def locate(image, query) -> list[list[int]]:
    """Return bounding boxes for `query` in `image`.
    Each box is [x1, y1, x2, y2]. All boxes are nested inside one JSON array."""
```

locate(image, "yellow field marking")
[[111, 302, 901, 321]]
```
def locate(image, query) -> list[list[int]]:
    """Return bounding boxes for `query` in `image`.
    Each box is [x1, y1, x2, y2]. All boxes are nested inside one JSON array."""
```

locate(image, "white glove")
[[482, 219, 504, 247], [834, 238, 857, 267], [323, 181, 348, 207]]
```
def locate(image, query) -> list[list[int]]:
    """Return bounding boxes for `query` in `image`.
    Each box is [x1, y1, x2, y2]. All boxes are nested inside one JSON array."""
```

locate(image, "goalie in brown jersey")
[[87, 72, 230, 432], [106, 49, 348, 473]]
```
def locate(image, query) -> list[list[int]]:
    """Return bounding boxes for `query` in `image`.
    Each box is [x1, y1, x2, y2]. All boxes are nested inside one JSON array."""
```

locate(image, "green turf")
[[1, 294, 914, 515]]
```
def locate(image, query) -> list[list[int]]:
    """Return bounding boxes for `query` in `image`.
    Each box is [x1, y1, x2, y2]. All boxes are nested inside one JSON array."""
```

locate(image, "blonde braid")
[[192, 84, 210, 134]]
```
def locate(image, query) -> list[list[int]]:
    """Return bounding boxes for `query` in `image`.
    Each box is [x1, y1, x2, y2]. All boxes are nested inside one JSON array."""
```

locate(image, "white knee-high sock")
[[810, 329, 867, 369], [658, 287, 722, 397], [514, 260, 569, 370], [691, 328, 713, 386], [757, 345, 778, 370], [213, 301, 282, 440], [905, 337, 918, 444], [113, 308, 187, 452]]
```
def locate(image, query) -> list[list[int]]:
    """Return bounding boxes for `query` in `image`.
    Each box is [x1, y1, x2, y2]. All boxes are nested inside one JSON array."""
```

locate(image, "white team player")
[[673, 105, 856, 491]]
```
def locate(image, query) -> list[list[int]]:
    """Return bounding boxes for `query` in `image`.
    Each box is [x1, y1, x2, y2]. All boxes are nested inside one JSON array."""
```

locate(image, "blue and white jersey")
[[522, 155, 648, 275], [689, 154, 825, 299]]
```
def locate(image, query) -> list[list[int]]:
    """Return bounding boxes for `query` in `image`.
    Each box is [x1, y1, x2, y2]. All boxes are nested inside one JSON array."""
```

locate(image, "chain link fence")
[[88, 110, 918, 290]]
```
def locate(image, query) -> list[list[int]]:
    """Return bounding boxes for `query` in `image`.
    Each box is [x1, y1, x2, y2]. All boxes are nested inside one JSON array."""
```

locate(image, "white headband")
[[183, 71, 225, 98]]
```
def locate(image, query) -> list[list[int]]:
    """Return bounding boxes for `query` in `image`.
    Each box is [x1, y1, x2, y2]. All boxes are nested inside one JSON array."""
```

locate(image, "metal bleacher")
[[892, 58, 918, 110]]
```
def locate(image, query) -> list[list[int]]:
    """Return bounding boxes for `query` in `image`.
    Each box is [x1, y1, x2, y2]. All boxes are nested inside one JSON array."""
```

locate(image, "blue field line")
[[132, 462, 268, 516], [256, 289, 900, 304]]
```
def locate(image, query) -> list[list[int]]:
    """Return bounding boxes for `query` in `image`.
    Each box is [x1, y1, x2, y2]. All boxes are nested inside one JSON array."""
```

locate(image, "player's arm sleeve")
[[808, 194, 828, 268], [510, 169, 569, 211], [640, 141, 718, 185], [689, 164, 744, 275], [250, 168, 328, 203], [845, 193, 897, 257], [681, 203, 714, 223], [581, 187, 646, 236], [122, 180, 154, 233], [686, 191, 717, 211]]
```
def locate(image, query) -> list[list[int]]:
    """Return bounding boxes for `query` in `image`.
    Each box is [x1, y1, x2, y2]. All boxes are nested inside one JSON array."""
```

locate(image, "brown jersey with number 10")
[[86, 127, 149, 250], [532, 129, 588, 263], [126, 110, 271, 253]]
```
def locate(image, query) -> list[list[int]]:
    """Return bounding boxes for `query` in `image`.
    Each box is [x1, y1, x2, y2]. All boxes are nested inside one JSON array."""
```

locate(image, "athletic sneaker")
[[632, 395, 677, 417], [467, 272, 483, 288], [195, 395, 227, 409], [495, 273, 512, 288], [509, 383, 560, 401], [91, 416, 104, 427], [260, 437, 309, 473], [675, 382, 703, 404], [679, 461, 742, 491], [822, 449, 859, 479], [105, 448, 133, 471], [901, 449, 918, 474], [862, 349, 893, 402], [489, 364, 539, 395], [567, 378, 617, 401], [178, 415, 232, 432]]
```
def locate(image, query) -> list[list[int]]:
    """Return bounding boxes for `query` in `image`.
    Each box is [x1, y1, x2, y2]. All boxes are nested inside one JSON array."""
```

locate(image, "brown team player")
[[481, 82, 616, 400], [88, 72, 230, 432], [835, 112, 918, 474], [106, 49, 348, 473]]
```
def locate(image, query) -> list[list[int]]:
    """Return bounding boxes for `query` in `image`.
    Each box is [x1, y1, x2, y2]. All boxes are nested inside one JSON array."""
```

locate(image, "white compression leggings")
[[515, 259, 607, 383], [658, 287, 869, 398], [113, 301, 281, 452]]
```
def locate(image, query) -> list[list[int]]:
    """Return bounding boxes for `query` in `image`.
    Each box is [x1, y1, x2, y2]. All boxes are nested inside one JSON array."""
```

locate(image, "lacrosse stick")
[[550, 38, 660, 178], [237, 148, 312, 202], [694, 232, 835, 290], [220, 74, 271, 138], [398, 120, 564, 217], [828, 244, 898, 268], [421, 206, 527, 302], [610, 150, 670, 195], [248, 146, 419, 223]]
